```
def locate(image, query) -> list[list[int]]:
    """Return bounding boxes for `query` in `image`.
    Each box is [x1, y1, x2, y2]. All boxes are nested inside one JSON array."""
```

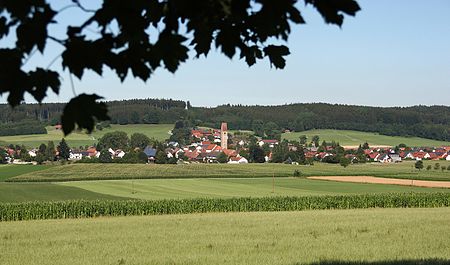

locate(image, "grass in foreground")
[[0, 124, 173, 148], [8, 161, 450, 182], [282, 129, 450, 147], [1, 208, 449, 265]]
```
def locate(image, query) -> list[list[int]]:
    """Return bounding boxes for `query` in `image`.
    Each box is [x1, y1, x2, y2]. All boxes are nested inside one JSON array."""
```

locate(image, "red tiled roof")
[[184, 150, 199, 159], [413, 152, 428, 159], [368, 152, 379, 159], [261, 140, 278, 144], [223, 149, 237, 157]]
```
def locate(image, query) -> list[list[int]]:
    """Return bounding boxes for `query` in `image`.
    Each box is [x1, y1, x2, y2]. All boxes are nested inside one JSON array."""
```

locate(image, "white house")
[[390, 154, 402, 163], [377, 154, 392, 163], [446, 154, 450, 161], [69, 152, 83, 161], [405, 152, 415, 160], [28, 150, 37, 157], [115, 150, 126, 158], [258, 140, 279, 148], [228, 156, 249, 164]]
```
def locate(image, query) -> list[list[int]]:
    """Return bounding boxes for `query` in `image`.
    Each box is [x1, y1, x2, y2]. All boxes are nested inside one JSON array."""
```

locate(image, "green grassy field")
[[58, 178, 450, 201], [0, 124, 173, 148], [8, 161, 450, 182], [282, 129, 450, 147], [1, 162, 449, 203], [1, 208, 449, 265], [0, 165, 52, 181], [0, 183, 127, 203]]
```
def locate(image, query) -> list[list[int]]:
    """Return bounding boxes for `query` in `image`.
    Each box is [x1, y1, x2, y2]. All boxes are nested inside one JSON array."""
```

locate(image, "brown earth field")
[[308, 176, 450, 188]]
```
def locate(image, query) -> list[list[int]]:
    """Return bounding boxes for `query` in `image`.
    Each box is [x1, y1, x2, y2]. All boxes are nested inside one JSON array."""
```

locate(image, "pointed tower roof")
[[221, 122, 228, 131]]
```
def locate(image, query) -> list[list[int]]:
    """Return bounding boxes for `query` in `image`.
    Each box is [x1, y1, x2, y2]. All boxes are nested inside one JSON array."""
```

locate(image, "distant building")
[[228, 156, 248, 164], [143, 146, 157, 163], [221, 122, 228, 150]]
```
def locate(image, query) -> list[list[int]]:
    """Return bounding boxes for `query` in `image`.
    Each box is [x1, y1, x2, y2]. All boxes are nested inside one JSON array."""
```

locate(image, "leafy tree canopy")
[[0, 0, 360, 135], [97, 131, 129, 150], [130, 133, 151, 150]]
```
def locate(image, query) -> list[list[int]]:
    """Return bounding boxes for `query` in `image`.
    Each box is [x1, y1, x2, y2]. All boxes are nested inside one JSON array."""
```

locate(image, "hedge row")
[[1, 193, 450, 222]]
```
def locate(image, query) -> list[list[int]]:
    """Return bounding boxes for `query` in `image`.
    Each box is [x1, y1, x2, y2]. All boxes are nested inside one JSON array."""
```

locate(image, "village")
[[1, 122, 450, 166]]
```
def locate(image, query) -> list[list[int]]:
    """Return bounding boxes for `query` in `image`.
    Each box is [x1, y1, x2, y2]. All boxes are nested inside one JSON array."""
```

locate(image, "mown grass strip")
[[1, 193, 449, 222]]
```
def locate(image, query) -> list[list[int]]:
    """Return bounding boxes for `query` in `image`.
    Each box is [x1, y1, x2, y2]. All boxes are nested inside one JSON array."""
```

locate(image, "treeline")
[[1, 100, 449, 141], [0, 120, 47, 136], [189, 104, 450, 141], [0, 98, 187, 125]]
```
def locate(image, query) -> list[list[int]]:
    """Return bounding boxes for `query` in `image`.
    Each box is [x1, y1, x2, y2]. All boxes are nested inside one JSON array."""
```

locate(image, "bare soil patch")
[[308, 176, 450, 188]]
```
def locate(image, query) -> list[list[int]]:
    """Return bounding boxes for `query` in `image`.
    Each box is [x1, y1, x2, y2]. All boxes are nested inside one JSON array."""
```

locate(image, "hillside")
[[1, 99, 449, 141], [0, 124, 173, 148], [282, 129, 450, 148]]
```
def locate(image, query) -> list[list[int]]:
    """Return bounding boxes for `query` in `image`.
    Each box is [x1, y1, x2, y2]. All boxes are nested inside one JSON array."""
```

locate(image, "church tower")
[[221, 122, 228, 150]]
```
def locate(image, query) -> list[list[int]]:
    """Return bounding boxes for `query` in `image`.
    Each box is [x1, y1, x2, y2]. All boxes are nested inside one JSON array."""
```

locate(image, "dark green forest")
[[0, 99, 449, 141]]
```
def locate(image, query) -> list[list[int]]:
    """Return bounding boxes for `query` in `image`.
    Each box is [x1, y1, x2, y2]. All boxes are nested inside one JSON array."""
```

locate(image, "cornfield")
[[1, 193, 449, 222]]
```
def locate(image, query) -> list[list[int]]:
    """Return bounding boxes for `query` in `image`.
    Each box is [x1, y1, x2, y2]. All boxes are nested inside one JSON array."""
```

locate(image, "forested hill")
[[0, 99, 449, 141], [0, 98, 187, 125], [190, 104, 450, 141]]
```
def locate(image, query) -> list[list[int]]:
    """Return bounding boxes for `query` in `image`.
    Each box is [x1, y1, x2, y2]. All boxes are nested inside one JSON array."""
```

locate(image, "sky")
[[1, 0, 450, 107]]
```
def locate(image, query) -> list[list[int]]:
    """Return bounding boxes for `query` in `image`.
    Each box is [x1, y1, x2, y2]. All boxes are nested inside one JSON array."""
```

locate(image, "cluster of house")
[[2, 122, 450, 165], [303, 146, 450, 163], [148, 123, 250, 164]]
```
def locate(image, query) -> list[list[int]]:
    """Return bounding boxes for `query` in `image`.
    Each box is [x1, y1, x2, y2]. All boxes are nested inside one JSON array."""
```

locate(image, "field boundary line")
[[308, 176, 450, 188]]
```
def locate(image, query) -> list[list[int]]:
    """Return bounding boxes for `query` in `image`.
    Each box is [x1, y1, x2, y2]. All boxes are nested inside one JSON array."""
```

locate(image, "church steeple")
[[220, 122, 228, 150]]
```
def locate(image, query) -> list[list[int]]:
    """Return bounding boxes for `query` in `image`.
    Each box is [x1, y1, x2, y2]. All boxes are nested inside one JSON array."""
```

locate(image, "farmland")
[[1, 162, 450, 203], [7, 161, 450, 182], [0, 124, 173, 148], [1, 208, 449, 265], [0, 164, 52, 181], [1, 162, 450, 264], [58, 178, 450, 201], [282, 129, 450, 147], [0, 183, 127, 203]]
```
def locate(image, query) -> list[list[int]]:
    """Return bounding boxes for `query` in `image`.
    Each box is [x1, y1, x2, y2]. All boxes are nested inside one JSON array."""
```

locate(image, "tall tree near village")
[[57, 138, 70, 160], [0, 1, 360, 135], [46, 141, 56, 161]]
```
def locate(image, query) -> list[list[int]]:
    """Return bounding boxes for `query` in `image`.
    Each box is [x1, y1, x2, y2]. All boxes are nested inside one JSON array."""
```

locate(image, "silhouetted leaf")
[[0, 17, 9, 38], [16, 4, 55, 53], [154, 32, 189, 73], [27, 68, 60, 102], [0, 49, 27, 106], [61, 94, 110, 135], [264, 45, 290, 69], [306, 0, 360, 26]]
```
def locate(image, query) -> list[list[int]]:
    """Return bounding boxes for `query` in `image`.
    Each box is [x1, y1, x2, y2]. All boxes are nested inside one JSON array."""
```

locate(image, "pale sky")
[[1, 0, 450, 107]]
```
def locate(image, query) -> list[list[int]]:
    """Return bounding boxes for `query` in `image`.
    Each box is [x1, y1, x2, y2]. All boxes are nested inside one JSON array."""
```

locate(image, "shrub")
[[293, 170, 301, 177], [415, 160, 424, 170], [434, 163, 441, 170]]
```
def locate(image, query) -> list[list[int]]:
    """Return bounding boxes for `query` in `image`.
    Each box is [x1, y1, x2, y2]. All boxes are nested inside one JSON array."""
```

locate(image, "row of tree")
[[0, 120, 47, 136], [1, 101, 449, 141], [0, 98, 187, 125], [190, 104, 450, 141]]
